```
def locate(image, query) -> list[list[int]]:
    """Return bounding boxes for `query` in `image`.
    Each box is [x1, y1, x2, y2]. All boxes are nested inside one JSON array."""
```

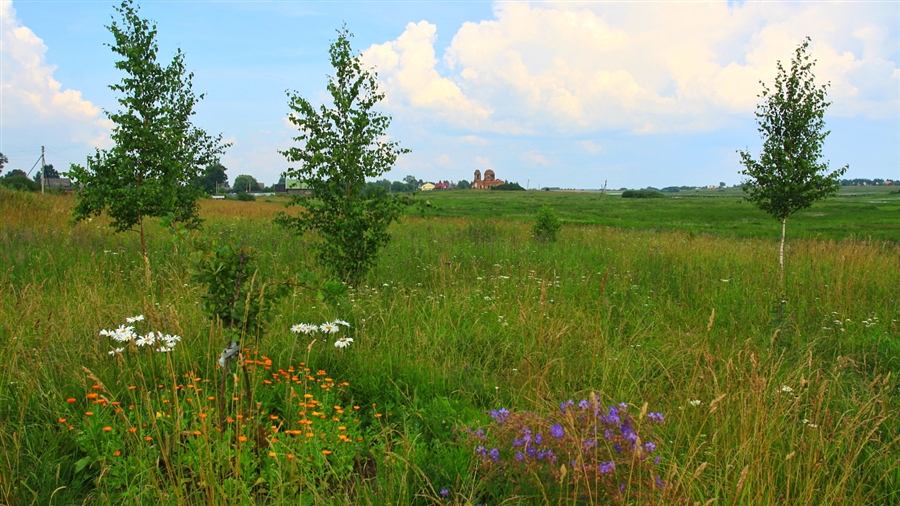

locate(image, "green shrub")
[[491, 182, 525, 191], [0, 175, 39, 192], [532, 204, 561, 242], [236, 192, 256, 201]]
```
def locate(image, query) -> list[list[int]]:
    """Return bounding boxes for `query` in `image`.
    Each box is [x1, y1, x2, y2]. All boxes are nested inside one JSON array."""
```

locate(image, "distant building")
[[434, 182, 450, 190], [471, 169, 504, 190], [283, 179, 311, 195], [45, 178, 73, 190], [420, 183, 435, 191]]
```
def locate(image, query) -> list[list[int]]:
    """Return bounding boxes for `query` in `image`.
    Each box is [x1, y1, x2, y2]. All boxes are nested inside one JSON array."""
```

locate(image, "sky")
[[2, 0, 898, 190]]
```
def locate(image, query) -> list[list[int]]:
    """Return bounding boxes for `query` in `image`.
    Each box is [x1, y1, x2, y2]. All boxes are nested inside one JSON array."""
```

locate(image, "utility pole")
[[527, 179, 530, 191], [40, 146, 46, 194]]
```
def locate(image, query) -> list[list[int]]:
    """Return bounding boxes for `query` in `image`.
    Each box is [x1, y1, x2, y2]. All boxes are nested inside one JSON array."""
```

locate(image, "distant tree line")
[[840, 178, 892, 186]]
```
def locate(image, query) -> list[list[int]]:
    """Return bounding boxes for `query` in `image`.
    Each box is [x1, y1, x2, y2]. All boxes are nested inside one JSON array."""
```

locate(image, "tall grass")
[[1, 189, 897, 504]]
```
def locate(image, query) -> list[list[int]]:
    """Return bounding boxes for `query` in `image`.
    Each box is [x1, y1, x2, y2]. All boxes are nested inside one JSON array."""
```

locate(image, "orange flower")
[[193, 431, 202, 436], [86, 393, 98, 399], [226, 417, 234, 423], [374, 413, 382, 418], [85, 411, 94, 416], [91, 385, 101, 390], [113, 450, 121, 456], [128, 427, 137, 433], [207, 396, 215, 401], [66, 398, 76, 404], [199, 413, 208, 419], [144, 436, 152, 441], [103, 426, 112, 432], [238, 436, 248, 442], [321, 450, 332, 455], [286, 454, 294, 460], [269, 414, 278, 420], [128, 386, 137, 390], [268, 452, 277, 457]]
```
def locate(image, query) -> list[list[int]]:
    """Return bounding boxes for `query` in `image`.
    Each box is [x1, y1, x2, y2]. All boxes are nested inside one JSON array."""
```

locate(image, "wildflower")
[[550, 424, 564, 439], [144, 436, 152, 442], [113, 450, 121, 456], [291, 323, 316, 334], [238, 436, 248, 442], [439, 489, 450, 498], [578, 399, 589, 410], [320, 323, 339, 334], [643, 441, 656, 453], [560, 399, 574, 413], [334, 337, 354, 348], [126, 315, 144, 323], [103, 426, 112, 432], [647, 412, 665, 423], [489, 408, 510, 424], [321, 450, 332, 455], [689, 399, 702, 407], [85, 411, 94, 416], [66, 398, 76, 404], [780, 385, 794, 394], [655, 476, 666, 488], [489, 447, 500, 462], [598, 461, 616, 474], [58, 418, 66, 423], [332, 319, 350, 327], [515, 451, 525, 461]]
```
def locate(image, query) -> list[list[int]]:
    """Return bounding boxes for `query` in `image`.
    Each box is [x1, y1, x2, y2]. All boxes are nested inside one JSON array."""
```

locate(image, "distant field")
[[416, 186, 900, 242]]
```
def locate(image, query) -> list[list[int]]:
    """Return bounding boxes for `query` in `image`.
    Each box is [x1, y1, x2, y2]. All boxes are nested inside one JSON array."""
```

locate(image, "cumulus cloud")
[[0, 0, 110, 149], [362, 21, 492, 128], [365, 1, 899, 136]]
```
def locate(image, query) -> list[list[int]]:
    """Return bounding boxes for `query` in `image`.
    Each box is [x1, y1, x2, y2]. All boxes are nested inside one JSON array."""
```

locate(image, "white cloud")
[[365, 1, 898, 136], [362, 21, 492, 128], [579, 140, 602, 154], [522, 150, 552, 167], [0, 0, 110, 150]]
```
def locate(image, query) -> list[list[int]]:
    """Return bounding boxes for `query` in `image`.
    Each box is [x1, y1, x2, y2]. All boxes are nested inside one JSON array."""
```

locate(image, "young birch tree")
[[68, 0, 227, 280], [738, 37, 847, 285], [277, 27, 414, 284]]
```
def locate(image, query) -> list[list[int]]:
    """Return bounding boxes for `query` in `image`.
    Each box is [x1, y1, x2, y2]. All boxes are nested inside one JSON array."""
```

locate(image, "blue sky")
[[2, 0, 898, 189]]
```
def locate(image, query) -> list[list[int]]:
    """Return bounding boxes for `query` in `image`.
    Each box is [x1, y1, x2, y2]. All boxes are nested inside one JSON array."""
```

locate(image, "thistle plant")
[[466, 395, 676, 504]]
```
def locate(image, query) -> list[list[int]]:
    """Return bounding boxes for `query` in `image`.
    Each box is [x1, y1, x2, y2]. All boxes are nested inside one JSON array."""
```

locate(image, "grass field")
[[1, 188, 898, 505], [418, 186, 900, 242]]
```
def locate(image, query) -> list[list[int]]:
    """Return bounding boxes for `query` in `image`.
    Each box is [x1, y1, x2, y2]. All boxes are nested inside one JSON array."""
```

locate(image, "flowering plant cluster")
[[61, 352, 380, 501], [100, 315, 182, 354], [291, 320, 353, 348], [465, 395, 672, 503]]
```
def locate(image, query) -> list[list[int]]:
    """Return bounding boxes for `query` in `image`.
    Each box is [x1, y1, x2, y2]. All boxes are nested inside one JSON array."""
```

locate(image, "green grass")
[[1, 188, 898, 505], [417, 186, 900, 242]]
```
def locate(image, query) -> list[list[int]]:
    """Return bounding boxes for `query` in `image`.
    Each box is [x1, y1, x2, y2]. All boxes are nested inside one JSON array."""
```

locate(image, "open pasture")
[[420, 186, 900, 243], [0, 189, 898, 505]]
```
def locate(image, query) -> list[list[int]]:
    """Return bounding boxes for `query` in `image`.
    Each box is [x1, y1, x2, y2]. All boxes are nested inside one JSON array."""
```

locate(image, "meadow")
[[0, 188, 898, 505]]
